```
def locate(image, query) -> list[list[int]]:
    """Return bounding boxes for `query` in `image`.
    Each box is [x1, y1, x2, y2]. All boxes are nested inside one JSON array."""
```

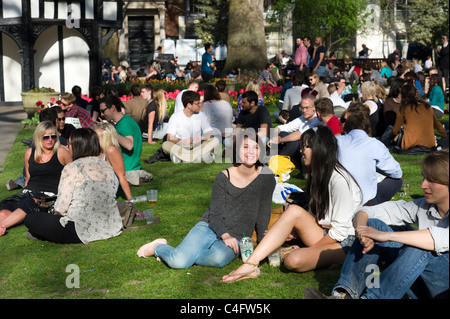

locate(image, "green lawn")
[[0, 111, 447, 300]]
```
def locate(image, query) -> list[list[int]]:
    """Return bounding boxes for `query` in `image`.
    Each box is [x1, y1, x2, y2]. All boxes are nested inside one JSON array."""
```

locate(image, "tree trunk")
[[223, 0, 267, 79]]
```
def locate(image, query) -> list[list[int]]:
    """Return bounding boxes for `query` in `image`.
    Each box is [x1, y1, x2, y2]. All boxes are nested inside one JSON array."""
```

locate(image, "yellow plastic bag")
[[268, 155, 295, 182]]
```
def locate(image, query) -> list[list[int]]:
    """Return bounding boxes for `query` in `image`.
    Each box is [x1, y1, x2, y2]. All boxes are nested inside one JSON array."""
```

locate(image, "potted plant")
[[21, 98, 61, 128], [21, 87, 60, 118]]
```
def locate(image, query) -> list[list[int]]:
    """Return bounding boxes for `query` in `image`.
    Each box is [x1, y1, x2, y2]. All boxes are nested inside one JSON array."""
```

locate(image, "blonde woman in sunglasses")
[[0, 121, 72, 236]]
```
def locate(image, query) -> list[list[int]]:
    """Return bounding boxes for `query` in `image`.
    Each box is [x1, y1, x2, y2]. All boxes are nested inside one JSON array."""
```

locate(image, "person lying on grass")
[[222, 126, 362, 282], [137, 129, 276, 269]]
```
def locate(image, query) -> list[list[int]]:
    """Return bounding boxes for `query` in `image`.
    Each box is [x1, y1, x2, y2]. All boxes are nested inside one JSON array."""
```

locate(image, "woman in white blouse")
[[223, 126, 362, 282], [23, 128, 123, 244]]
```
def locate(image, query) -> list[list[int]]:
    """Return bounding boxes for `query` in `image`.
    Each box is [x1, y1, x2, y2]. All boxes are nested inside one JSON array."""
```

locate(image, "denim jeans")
[[333, 218, 449, 299], [315, 66, 327, 77], [154, 221, 239, 269]]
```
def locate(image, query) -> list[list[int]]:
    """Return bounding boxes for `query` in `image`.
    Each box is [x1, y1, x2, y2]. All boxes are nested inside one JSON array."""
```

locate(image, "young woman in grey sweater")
[[137, 129, 276, 268]]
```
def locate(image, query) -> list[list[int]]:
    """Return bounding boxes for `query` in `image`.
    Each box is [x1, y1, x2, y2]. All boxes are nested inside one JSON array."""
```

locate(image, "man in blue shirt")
[[201, 43, 216, 82], [337, 105, 402, 205]]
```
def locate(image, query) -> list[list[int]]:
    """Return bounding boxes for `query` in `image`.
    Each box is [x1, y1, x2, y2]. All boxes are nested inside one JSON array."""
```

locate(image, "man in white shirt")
[[327, 80, 350, 115], [174, 80, 199, 113], [268, 95, 322, 162], [424, 56, 433, 69], [162, 90, 220, 163], [413, 59, 423, 73]]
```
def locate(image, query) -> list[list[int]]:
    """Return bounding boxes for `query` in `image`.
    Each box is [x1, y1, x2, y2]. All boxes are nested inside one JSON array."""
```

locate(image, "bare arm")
[[57, 146, 73, 166], [117, 133, 134, 151], [24, 148, 32, 188], [147, 111, 156, 144], [166, 133, 191, 147], [280, 131, 301, 143], [353, 210, 435, 253], [91, 110, 100, 123], [106, 146, 132, 200]]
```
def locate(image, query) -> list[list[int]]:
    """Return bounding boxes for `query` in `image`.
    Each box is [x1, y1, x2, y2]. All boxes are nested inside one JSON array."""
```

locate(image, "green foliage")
[[25, 87, 56, 93], [406, 0, 449, 47], [194, 0, 229, 46], [267, 0, 369, 51], [1, 110, 447, 299], [21, 112, 40, 126]]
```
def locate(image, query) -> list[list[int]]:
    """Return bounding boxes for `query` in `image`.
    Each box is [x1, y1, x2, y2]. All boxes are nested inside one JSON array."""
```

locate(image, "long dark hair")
[[387, 77, 405, 99], [301, 126, 351, 220], [232, 128, 264, 168], [400, 83, 430, 113], [70, 128, 101, 161]]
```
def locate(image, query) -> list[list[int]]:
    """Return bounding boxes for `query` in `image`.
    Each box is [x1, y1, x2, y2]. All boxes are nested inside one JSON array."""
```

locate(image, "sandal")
[[222, 261, 260, 283], [280, 245, 299, 260]]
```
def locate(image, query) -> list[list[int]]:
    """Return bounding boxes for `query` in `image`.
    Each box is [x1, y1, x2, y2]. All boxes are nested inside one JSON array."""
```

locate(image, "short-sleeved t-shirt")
[[166, 111, 213, 140], [326, 116, 343, 135], [313, 45, 327, 68], [201, 52, 213, 75], [115, 114, 142, 171], [235, 106, 272, 137]]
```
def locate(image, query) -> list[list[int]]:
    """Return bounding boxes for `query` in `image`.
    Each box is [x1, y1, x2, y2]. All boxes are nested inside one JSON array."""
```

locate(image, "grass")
[[0, 106, 447, 300]]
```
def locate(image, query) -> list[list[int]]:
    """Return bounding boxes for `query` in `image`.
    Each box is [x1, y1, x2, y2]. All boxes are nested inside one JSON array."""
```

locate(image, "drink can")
[[239, 236, 254, 262]]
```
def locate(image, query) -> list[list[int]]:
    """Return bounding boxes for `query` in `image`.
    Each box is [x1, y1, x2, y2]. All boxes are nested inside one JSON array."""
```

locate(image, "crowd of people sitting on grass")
[[0, 37, 449, 299]]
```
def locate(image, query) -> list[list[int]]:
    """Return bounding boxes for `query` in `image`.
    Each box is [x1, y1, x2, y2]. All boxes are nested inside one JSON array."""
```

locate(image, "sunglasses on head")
[[42, 134, 57, 141]]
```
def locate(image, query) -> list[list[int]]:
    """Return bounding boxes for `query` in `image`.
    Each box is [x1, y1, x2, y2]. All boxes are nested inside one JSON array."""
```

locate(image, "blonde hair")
[[361, 81, 379, 103], [94, 122, 120, 151], [60, 92, 76, 104], [309, 73, 319, 87], [375, 82, 387, 101], [246, 80, 262, 97], [33, 121, 60, 162], [152, 88, 168, 124]]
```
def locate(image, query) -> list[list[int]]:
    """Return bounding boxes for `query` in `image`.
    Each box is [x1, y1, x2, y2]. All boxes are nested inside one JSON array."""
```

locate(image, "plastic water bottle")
[[268, 248, 281, 267], [129, 195, 147, 204], [239, 234, 254, 262]]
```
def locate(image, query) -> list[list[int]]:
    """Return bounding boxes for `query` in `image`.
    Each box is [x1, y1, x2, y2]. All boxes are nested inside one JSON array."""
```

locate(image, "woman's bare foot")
[[222, 261, 260, 283], [137, 238, 167, 258]]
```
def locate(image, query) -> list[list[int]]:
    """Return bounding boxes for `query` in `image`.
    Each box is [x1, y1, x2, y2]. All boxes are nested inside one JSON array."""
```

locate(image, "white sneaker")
[[202, 153, 215, 163], [170, 154, 182, 163]]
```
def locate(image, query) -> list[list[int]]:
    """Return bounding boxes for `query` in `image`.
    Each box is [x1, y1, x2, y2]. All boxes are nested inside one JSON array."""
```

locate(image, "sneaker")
[[303, 286, 351, 299], [170, 154, 182, 164], [202, 153, 215, 163], [6, 179, 19, 191]]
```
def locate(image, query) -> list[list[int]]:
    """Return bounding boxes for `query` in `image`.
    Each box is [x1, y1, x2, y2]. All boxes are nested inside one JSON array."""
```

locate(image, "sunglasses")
[[57, 117, 65, 121], [100, 106, 111, 114], [42, 134, 57, 141]]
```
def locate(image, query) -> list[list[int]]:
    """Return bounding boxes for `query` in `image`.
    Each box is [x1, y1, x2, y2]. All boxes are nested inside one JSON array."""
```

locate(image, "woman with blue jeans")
[[305, 149, 449, 299], [137, 129, 276, 269], [223, 126, 362, 283]]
